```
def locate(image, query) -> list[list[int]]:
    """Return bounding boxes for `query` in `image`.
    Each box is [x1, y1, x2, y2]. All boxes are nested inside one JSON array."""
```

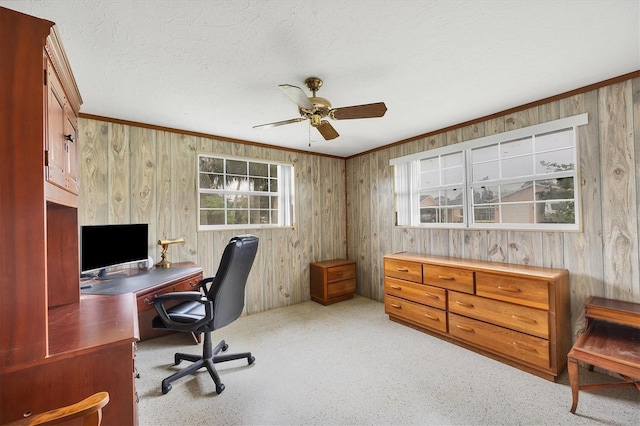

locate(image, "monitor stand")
[[94, 268, 129, 280]]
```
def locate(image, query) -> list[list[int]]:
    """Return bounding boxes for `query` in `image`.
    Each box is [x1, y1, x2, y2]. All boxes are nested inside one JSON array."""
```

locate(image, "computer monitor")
[[80, 223, 149, 278]]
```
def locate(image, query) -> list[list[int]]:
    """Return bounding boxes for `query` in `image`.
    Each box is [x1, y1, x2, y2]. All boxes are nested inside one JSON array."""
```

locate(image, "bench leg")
[[568, 358, 580, 414]]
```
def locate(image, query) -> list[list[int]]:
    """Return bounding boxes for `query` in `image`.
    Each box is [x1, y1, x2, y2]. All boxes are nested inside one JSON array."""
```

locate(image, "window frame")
[[197, 153, 295, 231], [390, 113, 588, 231]]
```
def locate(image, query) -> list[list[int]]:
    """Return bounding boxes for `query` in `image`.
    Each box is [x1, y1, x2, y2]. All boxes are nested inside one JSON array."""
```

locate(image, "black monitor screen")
[[81, 223, 149, 275]]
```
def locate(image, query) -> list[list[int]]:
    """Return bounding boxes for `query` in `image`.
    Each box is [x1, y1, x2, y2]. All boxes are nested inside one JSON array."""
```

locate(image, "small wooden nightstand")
[[310, 259, 356, 305]]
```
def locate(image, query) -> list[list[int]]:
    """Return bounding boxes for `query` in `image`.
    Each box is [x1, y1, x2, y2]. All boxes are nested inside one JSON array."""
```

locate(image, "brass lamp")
[[155, 237, 185, 268]]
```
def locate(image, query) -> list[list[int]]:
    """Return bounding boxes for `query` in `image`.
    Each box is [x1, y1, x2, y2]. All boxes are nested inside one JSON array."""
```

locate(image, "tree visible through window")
[[198, 155, 294, 229]]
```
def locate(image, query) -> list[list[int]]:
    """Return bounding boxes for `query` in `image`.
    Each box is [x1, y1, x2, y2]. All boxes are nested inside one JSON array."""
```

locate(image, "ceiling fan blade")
[[253, 117, 306, 129], [331, 102, 387, 120], [279, 84, 314, 110], [316, 120, 339, 140]]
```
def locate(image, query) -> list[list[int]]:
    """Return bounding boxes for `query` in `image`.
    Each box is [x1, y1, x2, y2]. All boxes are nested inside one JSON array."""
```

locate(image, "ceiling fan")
[[253, 77, 387, 141]]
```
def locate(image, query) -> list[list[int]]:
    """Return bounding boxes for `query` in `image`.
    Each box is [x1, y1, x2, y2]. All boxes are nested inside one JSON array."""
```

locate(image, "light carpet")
[[135, 296, 639, 425]]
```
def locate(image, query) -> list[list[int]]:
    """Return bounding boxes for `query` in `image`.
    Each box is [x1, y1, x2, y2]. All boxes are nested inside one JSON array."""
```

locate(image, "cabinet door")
[[63, 107, 79, 193], [46, 61, 67, 190]]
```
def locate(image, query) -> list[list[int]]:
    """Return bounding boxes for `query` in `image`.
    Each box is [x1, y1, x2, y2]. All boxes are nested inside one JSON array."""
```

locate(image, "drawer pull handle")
[[456, 324, 475, 333], [455, 300, 474, 308], [424, 292, 439, 300], [438, 275, 454, 281], [497, 285, 521, 293], [511, 315, 537, 324], [512, 341, 538, 353], [189, 281, 198, 288], [390, 303, 402, 309], [144, 297, 153, 305], [424, 313, 440, 321], [396, 267, 410, 272], [390, 285, 402, 290]]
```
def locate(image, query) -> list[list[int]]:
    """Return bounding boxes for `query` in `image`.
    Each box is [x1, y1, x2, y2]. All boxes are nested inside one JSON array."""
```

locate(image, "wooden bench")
[[567, 296, 640, 414]]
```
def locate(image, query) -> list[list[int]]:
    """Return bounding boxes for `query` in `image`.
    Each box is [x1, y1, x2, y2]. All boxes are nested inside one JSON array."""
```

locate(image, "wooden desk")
[[82, 263, 203, 340], [1, 294, 139, 425], [567, 296, 640, 414]]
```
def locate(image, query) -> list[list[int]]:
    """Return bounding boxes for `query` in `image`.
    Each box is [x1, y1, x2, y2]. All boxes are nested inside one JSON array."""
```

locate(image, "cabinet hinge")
[[44, 150, 49, 166], [44, 69, 47, 86]]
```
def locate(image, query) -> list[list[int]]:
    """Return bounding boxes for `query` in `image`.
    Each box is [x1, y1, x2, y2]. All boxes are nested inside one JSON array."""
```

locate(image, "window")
[[418, 151, 465, 226], [198, 154, 294, 230], [391, 113, 588, 231]]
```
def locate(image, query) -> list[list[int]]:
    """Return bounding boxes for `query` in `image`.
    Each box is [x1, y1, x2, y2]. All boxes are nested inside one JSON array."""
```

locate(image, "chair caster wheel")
[[248, 356, 255, 365], [162, 383, 172, 394], [216, 383, 225, 394], [222, 343, 229, 352]]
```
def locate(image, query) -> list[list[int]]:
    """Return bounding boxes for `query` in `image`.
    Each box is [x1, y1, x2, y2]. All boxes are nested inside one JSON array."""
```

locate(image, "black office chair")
[[152, 235, 259, 395]]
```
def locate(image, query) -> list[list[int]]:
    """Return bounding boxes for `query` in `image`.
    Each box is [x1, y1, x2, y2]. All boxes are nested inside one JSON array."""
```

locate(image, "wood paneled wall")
[[346, 76, 640, 339], [78, 119, 347, 314], [79, 75, 639, 338]]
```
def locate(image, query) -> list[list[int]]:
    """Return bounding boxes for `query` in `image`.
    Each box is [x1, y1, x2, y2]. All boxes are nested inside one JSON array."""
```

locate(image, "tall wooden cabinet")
[[0, 7, 138, 425]]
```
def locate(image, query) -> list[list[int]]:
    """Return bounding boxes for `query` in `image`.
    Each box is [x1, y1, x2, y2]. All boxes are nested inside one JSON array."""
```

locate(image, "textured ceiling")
[[2, 0, 639, 157]]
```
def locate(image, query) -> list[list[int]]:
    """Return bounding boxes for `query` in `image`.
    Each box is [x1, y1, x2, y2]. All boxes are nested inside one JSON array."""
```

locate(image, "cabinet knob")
[[497, 285, 521, 293], [423, 313, 439, 321], [512, 341, 538, 353], [64, 134, 75, 142], [456, 324, 475, 333]]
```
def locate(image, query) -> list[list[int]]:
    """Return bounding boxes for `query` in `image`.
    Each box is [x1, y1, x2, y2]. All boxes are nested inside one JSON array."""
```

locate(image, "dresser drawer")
[[327, 278, 356, 298], [385, 277, 446, 309], [385, 295, 447, 333], [327, 264, 356, 282], [384, 258, 422, 283], [423, 264, 474, 294], [449, 313, 550, 369], [448, 291, 549, 339], [476, 272, 549, 310]]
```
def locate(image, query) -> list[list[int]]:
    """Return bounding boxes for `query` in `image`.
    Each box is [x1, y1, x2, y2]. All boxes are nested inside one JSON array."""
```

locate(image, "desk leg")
[[568, 357, 580, 413]]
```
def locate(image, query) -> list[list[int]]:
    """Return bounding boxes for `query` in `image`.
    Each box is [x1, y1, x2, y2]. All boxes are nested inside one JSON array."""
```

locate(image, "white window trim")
[[197, 153, 295, 231], [391, 113, 588, 231]]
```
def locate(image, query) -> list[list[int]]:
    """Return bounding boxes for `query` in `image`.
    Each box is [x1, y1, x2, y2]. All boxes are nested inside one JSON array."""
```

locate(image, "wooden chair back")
[[7, 392, 109, 425]]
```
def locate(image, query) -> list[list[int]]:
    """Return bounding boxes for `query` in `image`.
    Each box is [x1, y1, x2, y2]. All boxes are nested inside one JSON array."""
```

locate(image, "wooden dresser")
[[384, 252, 571, 381]]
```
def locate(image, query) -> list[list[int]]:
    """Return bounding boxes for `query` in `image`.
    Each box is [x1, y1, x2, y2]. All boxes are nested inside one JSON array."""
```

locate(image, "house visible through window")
[[391, 113, 588, 231], [198, 154, 294, 230]]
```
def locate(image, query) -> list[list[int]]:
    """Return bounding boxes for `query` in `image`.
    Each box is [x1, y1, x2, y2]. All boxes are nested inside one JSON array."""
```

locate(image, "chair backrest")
[[209, 235, 259, 330]]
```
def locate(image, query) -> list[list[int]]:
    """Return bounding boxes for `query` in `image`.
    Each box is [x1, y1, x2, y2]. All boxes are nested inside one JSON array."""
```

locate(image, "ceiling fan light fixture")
[[254, 76, 387, 142], [310, 114, 322, 127]]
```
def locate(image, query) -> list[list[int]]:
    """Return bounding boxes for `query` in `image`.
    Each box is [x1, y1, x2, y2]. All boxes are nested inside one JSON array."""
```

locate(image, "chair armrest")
[[153, 291, 214, 332], [199, 276, 215, 294], [154, 291, 203, 303]]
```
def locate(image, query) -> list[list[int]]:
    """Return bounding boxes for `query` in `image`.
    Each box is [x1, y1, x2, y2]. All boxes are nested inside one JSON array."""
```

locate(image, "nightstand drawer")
[[476, 272, 549, 310], [384, 258, 422, 283], [385, 277, 446, 309], [448, 291, 549, 339], [423, 264, 474, 294], [385, 295, 447, 333], [327, 264, 356, 282], [449, 313, 550, 369], [327, 278, 356, 298]]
